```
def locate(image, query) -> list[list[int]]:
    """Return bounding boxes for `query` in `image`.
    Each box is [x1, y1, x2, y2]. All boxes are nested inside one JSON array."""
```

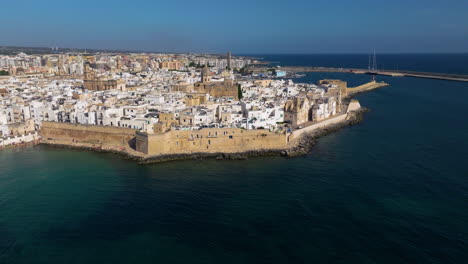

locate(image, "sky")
[[1, 0, 467, 54]]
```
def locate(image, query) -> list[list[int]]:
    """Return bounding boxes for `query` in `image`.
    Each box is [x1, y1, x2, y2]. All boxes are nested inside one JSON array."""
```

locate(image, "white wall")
[[0, 132, 39, 147]]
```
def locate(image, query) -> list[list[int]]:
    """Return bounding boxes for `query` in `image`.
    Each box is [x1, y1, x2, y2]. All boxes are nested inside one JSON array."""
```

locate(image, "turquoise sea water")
[[1, 56, 468, 263]]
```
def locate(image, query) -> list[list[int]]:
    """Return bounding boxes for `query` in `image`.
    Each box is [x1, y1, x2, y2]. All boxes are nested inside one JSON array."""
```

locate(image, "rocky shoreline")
[[37, 108, 367, 164], [37, 142, 140, 160], [279, 108, 367, 157]]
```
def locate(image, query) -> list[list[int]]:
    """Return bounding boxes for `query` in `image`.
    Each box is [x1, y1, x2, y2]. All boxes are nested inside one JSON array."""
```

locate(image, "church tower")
[[84, 63, 95, 79], [58, 55, 66, 76], [201, 65, 211, 83], [8, 65, 16, 76], [116, 56, 122, 70]]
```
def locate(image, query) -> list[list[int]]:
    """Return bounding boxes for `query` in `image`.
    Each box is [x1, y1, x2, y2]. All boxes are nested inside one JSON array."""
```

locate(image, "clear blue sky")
[[1, 0, 467, 53]]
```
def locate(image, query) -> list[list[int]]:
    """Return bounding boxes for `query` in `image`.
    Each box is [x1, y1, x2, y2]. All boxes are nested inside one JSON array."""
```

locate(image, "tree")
[[237, 84, 243, 100], [0, 70, 8, 76]]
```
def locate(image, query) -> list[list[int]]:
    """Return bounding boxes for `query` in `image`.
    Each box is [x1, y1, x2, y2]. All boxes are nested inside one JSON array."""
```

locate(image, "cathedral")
[[173, 65, 238, 100], [83, 63, 126, 91], [193, 65, 238, 99]]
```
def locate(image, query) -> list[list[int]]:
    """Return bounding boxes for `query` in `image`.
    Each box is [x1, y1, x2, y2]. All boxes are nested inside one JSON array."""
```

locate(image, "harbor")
[[250, 66, 468, 82]]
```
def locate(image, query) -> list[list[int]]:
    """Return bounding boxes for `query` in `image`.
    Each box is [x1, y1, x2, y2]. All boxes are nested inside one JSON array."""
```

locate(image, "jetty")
[[347, 80, 389, 95], [251, 66, 468, 83]]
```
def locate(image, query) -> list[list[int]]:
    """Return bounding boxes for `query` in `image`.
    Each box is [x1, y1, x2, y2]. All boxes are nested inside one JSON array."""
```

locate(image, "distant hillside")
[[0, 46, 159, 55], [0, 46, 232, 56]]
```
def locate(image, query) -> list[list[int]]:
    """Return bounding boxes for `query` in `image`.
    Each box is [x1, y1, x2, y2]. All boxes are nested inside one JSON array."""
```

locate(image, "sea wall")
[[347, 81, 388, 94], [39, 99, 363, 162], [0, 132, 40, 148], [136, 128, 287, 156], [40, 122, 137, 148], [288, 114, 347, 142], [288, 100, 362, 142]]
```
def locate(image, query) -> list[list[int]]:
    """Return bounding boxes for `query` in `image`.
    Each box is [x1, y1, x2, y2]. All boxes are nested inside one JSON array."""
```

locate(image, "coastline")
[[37, 108, 367, 164]]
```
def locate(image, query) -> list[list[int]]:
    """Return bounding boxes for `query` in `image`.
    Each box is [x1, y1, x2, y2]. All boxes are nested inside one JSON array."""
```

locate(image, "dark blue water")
[[256, 54, 468, 75], [1, 55, 468, 263]]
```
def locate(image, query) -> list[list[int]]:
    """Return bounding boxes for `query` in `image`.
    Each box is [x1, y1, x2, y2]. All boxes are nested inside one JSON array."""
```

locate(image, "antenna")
[[368, 53, 371, 71], [372, 49, 377, 72]]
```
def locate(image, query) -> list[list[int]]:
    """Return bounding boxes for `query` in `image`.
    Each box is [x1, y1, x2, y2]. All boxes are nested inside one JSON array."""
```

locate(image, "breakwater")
[[346, 80, 389, 95], [252, 66, 468, 82]]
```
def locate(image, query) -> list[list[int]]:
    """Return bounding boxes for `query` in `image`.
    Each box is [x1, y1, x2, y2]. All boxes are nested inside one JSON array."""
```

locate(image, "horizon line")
[[0, 45, 467, 55]]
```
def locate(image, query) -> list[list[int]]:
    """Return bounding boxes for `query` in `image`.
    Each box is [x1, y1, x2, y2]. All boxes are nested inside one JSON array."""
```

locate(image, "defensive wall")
[[40, 121, 137, 148], [288, 100, 361, 142], [136, 128, 287, 156], [38, 100, 362, 159]]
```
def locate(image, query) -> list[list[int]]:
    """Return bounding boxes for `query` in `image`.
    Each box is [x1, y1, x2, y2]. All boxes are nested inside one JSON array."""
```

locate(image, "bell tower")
[[83, 63, 96, 80], [201, 65, 211, 83]]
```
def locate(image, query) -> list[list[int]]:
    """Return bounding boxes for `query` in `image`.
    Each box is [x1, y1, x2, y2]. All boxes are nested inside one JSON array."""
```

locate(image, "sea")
[[1, 54, 467, 263]]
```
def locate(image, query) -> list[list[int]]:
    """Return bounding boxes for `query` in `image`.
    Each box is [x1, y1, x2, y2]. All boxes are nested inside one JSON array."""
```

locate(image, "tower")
[[116, 56, 122, 69], [84, 63, 94, 79], [8, 65, 16, 76], [227, 51, 232, 70], [58, 55, 67, 75], [201, 65, 211, 83]]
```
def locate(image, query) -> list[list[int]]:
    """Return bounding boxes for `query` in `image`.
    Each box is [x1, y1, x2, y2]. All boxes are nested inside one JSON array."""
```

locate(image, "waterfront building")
[[275, 70, 286, 77]]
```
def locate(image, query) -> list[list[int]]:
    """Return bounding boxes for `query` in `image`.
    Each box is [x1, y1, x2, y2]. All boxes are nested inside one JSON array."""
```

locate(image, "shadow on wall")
[[128, 138, 137, 150]]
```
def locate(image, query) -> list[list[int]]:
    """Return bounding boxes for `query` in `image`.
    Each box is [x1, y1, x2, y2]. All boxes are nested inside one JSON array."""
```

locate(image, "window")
[[229, 135, 233, 139]]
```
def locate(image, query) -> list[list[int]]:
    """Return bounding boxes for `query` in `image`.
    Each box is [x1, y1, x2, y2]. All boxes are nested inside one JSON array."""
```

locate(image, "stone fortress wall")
[[41, 121, 137, 148], [136, 128, 287, 156], [39, 100, 362, 158], [287, 100, 361, 142]]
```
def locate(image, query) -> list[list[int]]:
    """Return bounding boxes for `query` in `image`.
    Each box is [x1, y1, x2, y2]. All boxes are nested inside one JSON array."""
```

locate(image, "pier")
[[367, 70, 468, 82], [251, 66, 468, 82], [347, 80, 389, 95]]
